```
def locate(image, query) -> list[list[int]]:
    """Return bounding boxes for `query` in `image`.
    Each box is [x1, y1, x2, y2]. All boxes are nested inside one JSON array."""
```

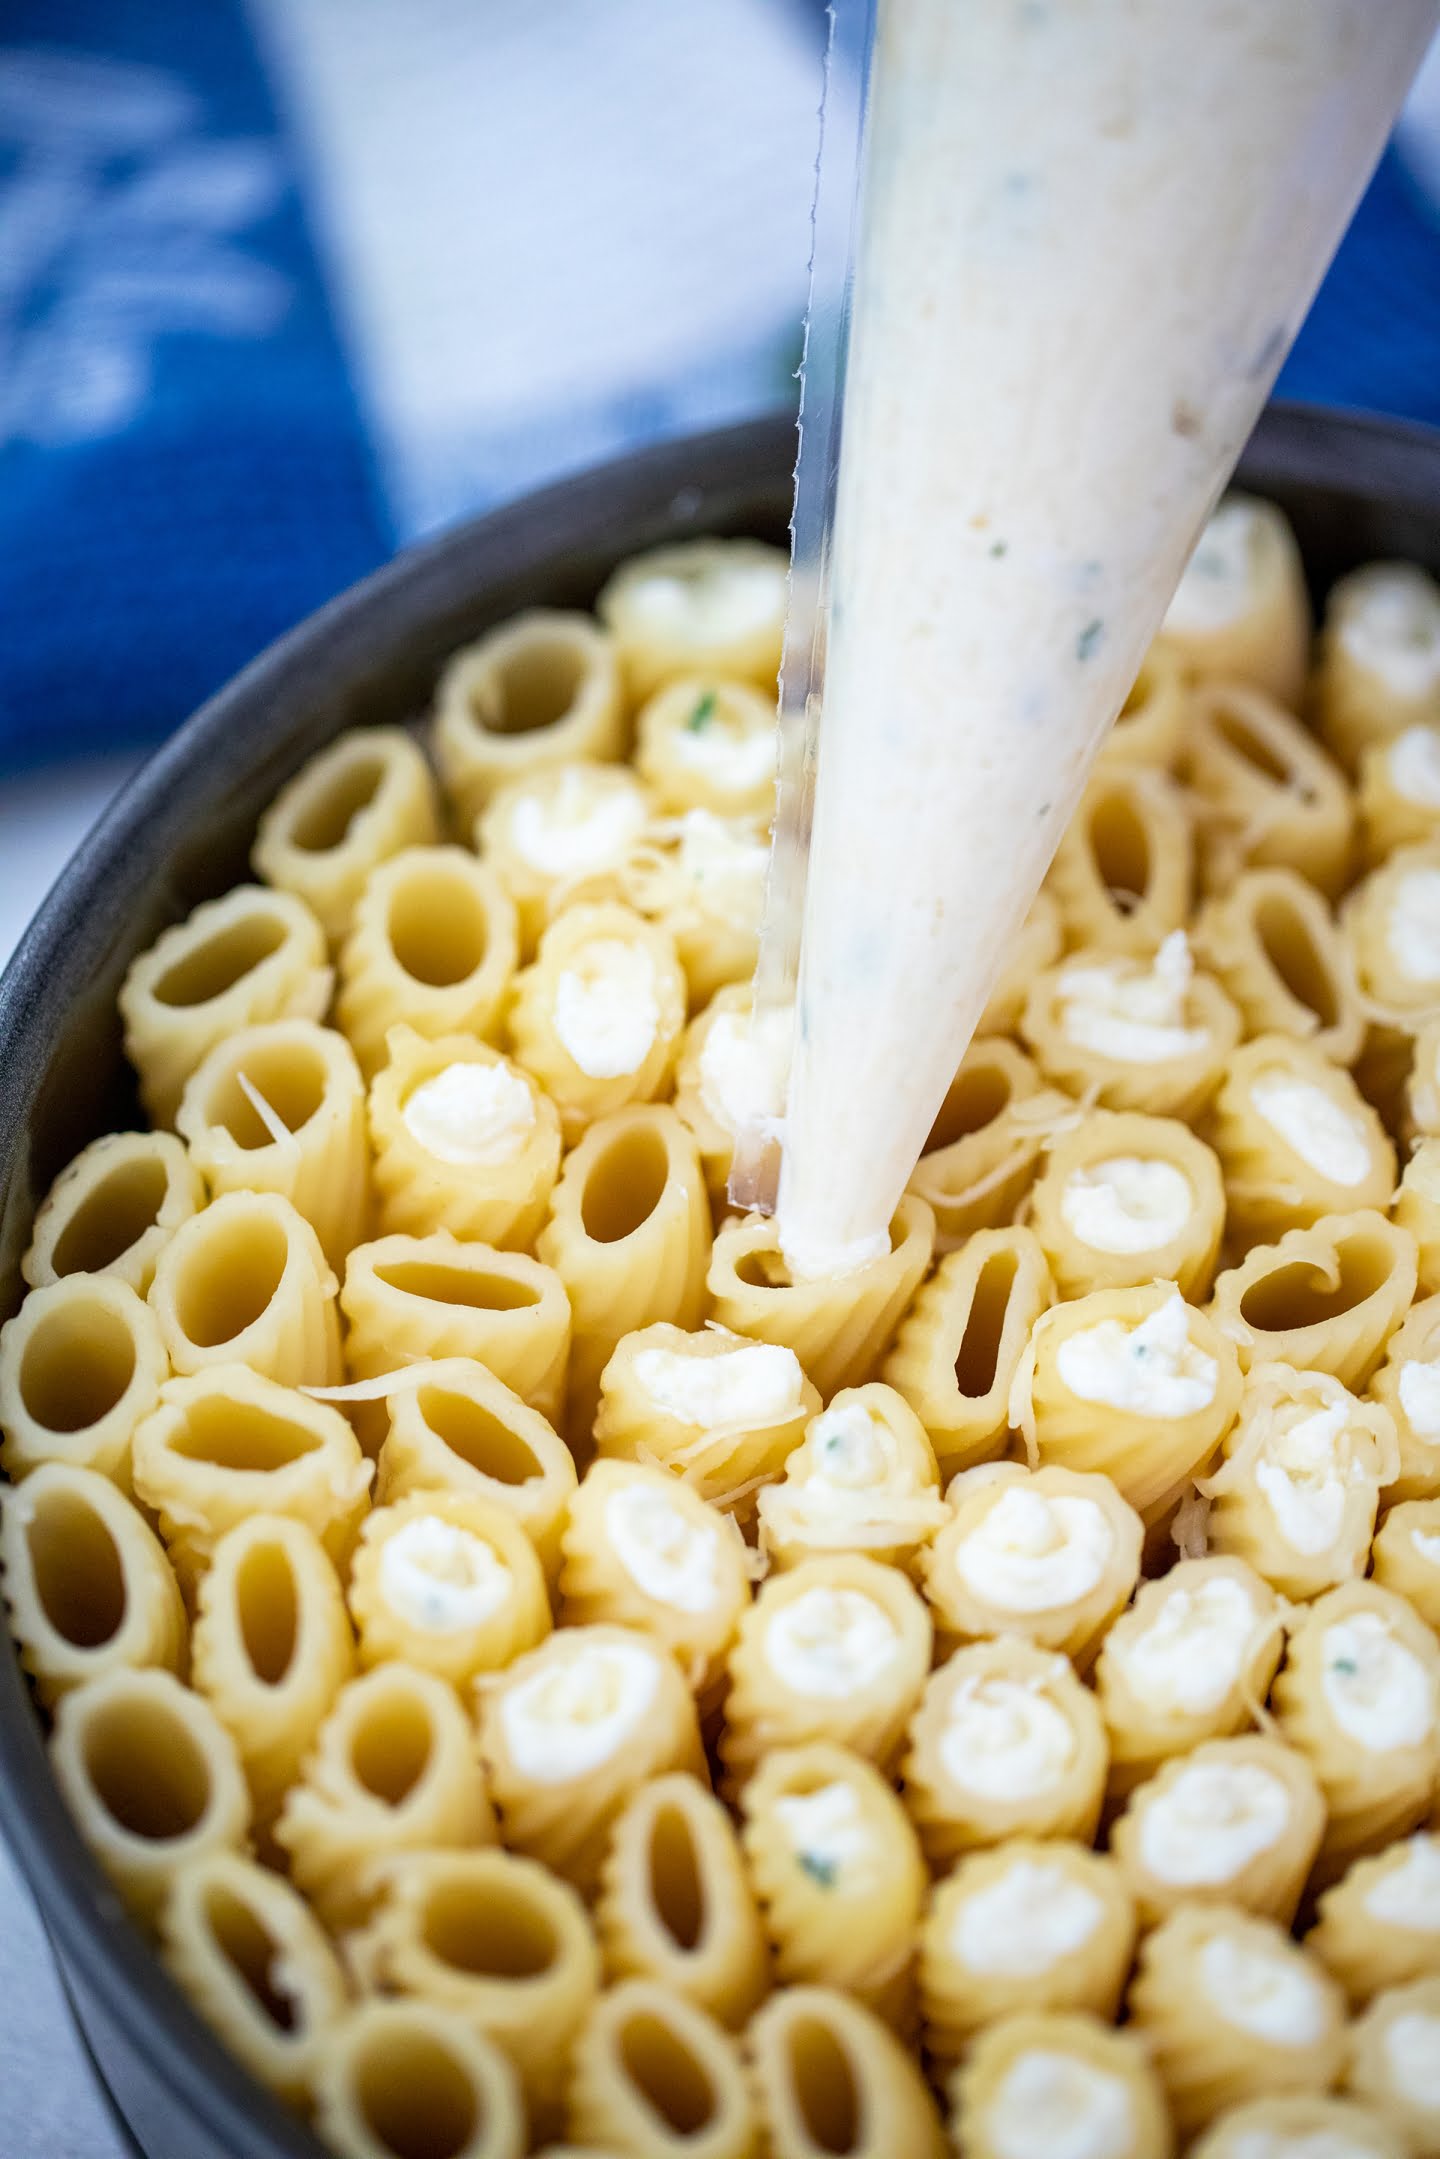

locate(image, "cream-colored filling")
[[499, 1636, 662, 1782], [1163, 497, 1263, 634], [1113, 1574, 1263, 1717], [553, 938, 659, 1077], [401, 1060, 535, 1166], [377, 1517, 512, 1634], [675, 808, 768, 931], [1321, 1613, 1435, 1751], [1227, 2135, 1384, 2159], [954, 1860, 1104, 1978], [603, 1483, 720, 1615], [1056, 931, 1209, 1064], [671, 706, 777, 790], [626, 558, 785, 643], [773, 1781, 871, 1882], [1413, 1527, 1440, 1567], [1200, 1935, 1328, 2047], [1059, 1155, 1193, 1255], [1252, 1401, 1357, 1557], [954, 1485, 1113, 1614], [697, 1004, 792, 1138], [1387, 866, 1440, 986], [1390, 724, 1440, 808], [1249, 1076, 1371, 1187], [509, 769, 647, 876], [988, 2052, 1136, 2159], [1383, 2011, 1440, 2109], [1398, 1358, 1440, 1441], [1056, 1286, 1217, 1418], [764, 1587, 900, 1700], [1337, 565, 1440, 699], [939, 1676, 1076, 1801], [1365, 1836, 1440, 1933], [631, 1339, 804, 1429], [1138, 1759, 1291, 1885]]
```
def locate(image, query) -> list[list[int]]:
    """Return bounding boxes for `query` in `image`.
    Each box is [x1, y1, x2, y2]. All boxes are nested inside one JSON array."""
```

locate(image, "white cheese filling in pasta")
[[1253, 1402, 1361, 1555], [632, 1340, 804, 1429], [1413, 1527, 1440, 1568], [499, 1636, 662, 1782], [1321, 1615, 1435, 1751], [773, 1781, 872, 1884], [401, 1061, 536, 1166], [1386, 867, 1440, 986], [1383, 2011, 1440, 2108], [954, 1486, 1113, 1613], [1248, 1077, 1371, 1187], [763, 1587, 901, 1700], [670, 706, 776, 789], [1365, 1838, 1440, 1931], [1138, 1761, 1291, 1885], [1111, 1575, 1262, 1717], [1059, 1155, 1193, 1255], [1056, 932, 1209, 1065], [697, 1006, 792, 1136], [1337, 566, 1440, 698], [939, 1677, 1076, 1801], [1200, 1936, 1329, 2047], [602, 1484, 721, 1613], [1398, 1358, 1440, 1441], [626, 558, 784, 643], [674, 809, 769, 930], [1163, 498, 1262, 634], [378, 1517, 513, 1633], [953, 1860, 1104, 1977], [1056, 1287, 1217, 1418], [1389, 724, 1440, 808], [509, 771, 647, 876], [553, 939, 659, 1077], [988, 2051, 1136, 2159]]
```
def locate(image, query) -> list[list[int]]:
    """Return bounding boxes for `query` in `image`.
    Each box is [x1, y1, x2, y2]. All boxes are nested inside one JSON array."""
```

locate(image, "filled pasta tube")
[[1189, 2095, 1406, 2159], [882, 1226, 1052, 1477], [148, 1188, 342, 1391], [252, 725, 439, 947], [754, 1383, 948, 1575], [906, 1037, 1072, 1247], [1026, 1109, 1225, 1303], [274, 1661, 494, 1930], [1179, 681, 1353, 899], [605, 806, 770, 1011], [1405, 1019, 1440, 1140], [348, 1490, 551, 1687], [507, 902, 687, 1138], [1192, 865, 1367, 1067], [49, 1667, 250, 1925], [1315, 562, 1440, 774], [1307, 1832, 1440, 2005], [22, 1128, 203, 1296], [1371, 1497, 1440, 1627], [1393, 1139, 1440, 1297], [1359, 722, 1440, 865], [0, 1461, 184, 1706], [1341, 843, 1440, 1117], [564, 1979, 757, 2159], [1208, 1037, 1396, 1251], [977, 889, 1064, 1037], [670, 985, 791, 1207], [595, 537, 788, 702], [739, 1740, 926, 2032], [1209, 1210, 1418, 1391], [0, 1272, 167, 1486], [1110, 1733, 1325, 1928], [746, 1984, 946, 2159], [902, 1636, 1108, 1867], [1344, 1975, 1440, 2157], [1020, 931, 1242, 1119], [597, 1775, 769, 2030], [337, 845, 519, 1079], [1157, 493, 1311, 709], [1100, 640, 1189, 771], [635, 677, 777, 822], [177, 1018, 370, 1269], [950, 2008, 1174, 2159], [433, 608, 626, 825], [1368, 1293, 1440, 1501], [313, 1999, 525, 2159], [475, 759, 652, 954], [1047, 759, 1194, 956], [919, 1840, 1136, 2066]]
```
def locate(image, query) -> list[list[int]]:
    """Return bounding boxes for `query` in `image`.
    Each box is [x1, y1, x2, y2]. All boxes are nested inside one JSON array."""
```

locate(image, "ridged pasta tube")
[[596, 1774, 769, 2029], [433, 608, 626, 825], [538, 1105, 709, 1447], [0, 1462, 185, 1705], [337, 845, 519, 1079], [475, 759, 652, 954], [159, 1849, 350, 2105], [251, 725, 439, 946], [177, 1018, 370, 1269], [1371, 1498, 1440, 1627], [313, 2000, 525, 2159], [739, 1742, 925, 2032], [508, 903, 687, 1139], [1208, 1037, 1395, 1252], [1047, 760, 1194, 956], [1188, 2094, 1406, 2159], [1359, 723, 1440, 865], [950, 2009, 1174, 2159], [348, 1491, 551, 1686], [719, 1554, 931, 1791], [1020, 931, 1241, 1119], [1110, 1734, 1325, 1928], [274, 1661, 495, 1930], [1393, 1139, 1440, 1298], [906, 1037, 1072, 1246], [920, 1844, 1136, 2066], [979, 889, 1064, 1036], [1210, 1211, 1417, 1391], [708, 1197, 934, 1405], [22, 1128, 203, 1295], [148, 1189, 342, 1390], [0, 1273, 167, 1486], [634, 677, 776, 821], [1341, 844, 1440, 1083], [1368, 1294, 1440, 1502], [1307, 1832, 1440, 2005], [1315, 562, 1440, 774], [1100, 639, 1189, 771], [120, 884, 332, 1126], [49, 1667, 250, 1924], [1127, 1905, 1346, 2137], [754, 1383, 947, 1575], [670, 985, 790, 1207], [747, 1985, 946, 2159], [476, 1624, 705, 1895], [882, 1226, 1052, 1477], [604, 808, 769, 1011], [1157, 493, 1311, 709], [1405, 1018, 1440, 1140], [1192, 866, 1367, 1066], [1179, 681, 1353, 899], [596, 538, 787, 702], [902, 1637, 1108, 1867], [1027, 1109, 1226, 1301], [565, 1980, 757, 2159]]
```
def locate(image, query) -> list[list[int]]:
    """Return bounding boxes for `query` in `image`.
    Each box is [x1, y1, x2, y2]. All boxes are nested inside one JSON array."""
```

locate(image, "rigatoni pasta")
[[1188, 2095, 1406, 2159], [1101, 640, 1188, 771], [313, 1999, 525, 2159], [22, 1128, 203, 1295], [670, 985, 791, 1206], [508, 902, 687, 1137], [1315, 562, 1440, 773], [1307, 1832, 1440, 2005], [1026, 1110, 1225, 1303], [0, 1272, 167, 1486], [433, 608, 626, 826], [1109, 1735, 1325, 1928], [634, 676, 777, 821], [1344, 1984, 1440, 2159], [477, 760, 653, 953], [148, 1189, 342, 1391], [1157, 492, 1311, 709], [252, 726, 440, 948], [1209, 1210, 1418, 1390], [1180, 682, 1353, 899], [1359, 722, 1440, 864], [747, 1985, 947, 2159], [1191, 866, 1366, 1065], [595, 537, 788, 701], [906, 1037, 1070, 1246], [1208, 1037, 1395, 1250], [1020, 931, 1241, 1119], [951, 2009, 1174, 2159], [1047, 760, 1193, 955], [755, 1384, 947, 1575], [609, 806, 770, 1009], [337, 845, 519, 1078], [348, 1491, 551, 1687], [882, 1226, 1052, 1475], [594, 1323, 816, 1515], [1371, 1498, 1440, 1627], [1392, 1138, 1440, 1297], [1368, 1294, 1440, 1502], [565, 1978, 757, 2159]]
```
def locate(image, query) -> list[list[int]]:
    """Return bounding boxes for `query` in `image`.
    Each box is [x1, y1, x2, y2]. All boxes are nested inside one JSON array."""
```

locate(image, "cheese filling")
[[954, 1861, 1104, 1978], [499, 1636, 661, 1782], [773, 1781, 872, 1884], [1365, 1837, 1440, 1933], [940, 1676, 1076, 1801], [378, 1517, 512, 1634], [764, 1587, 900, 1700], [1398, 1358, 1440, 1443], [509, 771, 647, 877], [1253, 1401, 1359, 1556], [1200, 1935, 1328, 2047], [603, 1483, 720, 1614], [628, 558, 784, 643], [955, 1486, 1113, 1613], [1390, 725, 1440, 809], [675, 809, 769, 931], [1322, 1614, 1435, 1751], [1337, 566, 1440, 699], [1414, 1527, 1440, 1568], [1056, 930, 1209, 1064], [1163, 498, 1262, 634], [632, 1339, 804, 1429], [1387, 866, 1440, 986], [1249, 1076, 1372, 1187], [1384, 2011, 1440, 2108], [401, 1060, 535, 1166], [1060, 1155, 1193, 1255], [697, 1004, 792, 1137], [987, 2052, 1136, 2159], [671, 703, 777, 790], [1138, 1760, 1292, 1885], [1113, 1575, 1263, 1717], [1056, 1287, 1217, 1419], [1227, 2136, 1384, 2159], [553, 938, 659, 1078]]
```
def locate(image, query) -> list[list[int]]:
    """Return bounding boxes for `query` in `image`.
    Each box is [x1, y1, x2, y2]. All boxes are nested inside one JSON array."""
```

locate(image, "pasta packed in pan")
[[9, 510, 1440, 2159]]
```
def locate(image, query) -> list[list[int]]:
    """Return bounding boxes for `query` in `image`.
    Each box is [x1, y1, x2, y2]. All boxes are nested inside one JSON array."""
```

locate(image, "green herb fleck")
[[989, 540, 1008, 559], [799, 1851, 839, 1889], [686, 690, 718, 732], [1332, 1656, 1358, 1677], [1076, 618, 1104, 662]]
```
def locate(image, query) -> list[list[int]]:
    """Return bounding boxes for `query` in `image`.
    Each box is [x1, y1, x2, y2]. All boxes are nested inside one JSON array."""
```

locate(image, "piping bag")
[[730, 0, 1438, 1281]]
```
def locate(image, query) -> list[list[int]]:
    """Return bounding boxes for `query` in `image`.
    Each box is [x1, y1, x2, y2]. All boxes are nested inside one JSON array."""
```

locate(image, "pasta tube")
[[1157, 493, 1311, 709], [1188, 2095, 1406, 2159], [882, 1226, 1052, 1476], [476, 759, 652, 953], [508, 903, 687, 1139], [907, 1037, 1072, 1246], [1192, 866, 1366, 1066], [1047, 760, 1194, 955], [1102, 640, 1189, 771], [1026, 1109, 1226, 1302], [1020, 931, 1241, 1119], [252, 725, 439, 947], [1180, 681, 1353, 899], [1110, 1733, 1325, 1928], [565, 1980, 757, 2159], [607, 807, 770, 1010], [708, 1197, 934, 1404], [433, 608, 625, 826], [1127, 1905, 1346, 2137], [902, 1636, 1108, 1867], [919, 1841, 1136, 2065], [1404, 1017, 1440, 1139], [747, 1985, 946, 2159], [313, 2000, 524, 2159], [22, 1128, 203, 1296], [1372, 1498, 1440, 1627], [754, 1383, 948, 1575], [1393, 1139, 1440, 1297], [595, 537, 787, 702], [176, 1018, 370, 1269], [978, 888, 1064, 1036], [670, 985, 790, 1207], [1315, 562, 1440, 774], [1369, 1294, 1440, 1502], [597, 1775, 769, 2028], [1359, 723, 1440, 865], [634, 676, 777, 821], [348, 1491, 551, 1686], [1341, 845, 1440, 1112], [1307, 1832, 1440, 2005], [1209, 1211, 1417, 1391], [739, 1741, 926, 2031], [1209, 1037, 1395, 1252], [49, 1667, 250, 1925], [0, 1273, 167, 1486], [148, 1189, 342, 1391], [951, 2009, 1173, 2159], [274, 1661, 494, 1929], [337, 845, 519, 1079], [476, 1624, 704, 1895], [0, 1462, 185, 1706], [1344, 1976, 1440, 2157]]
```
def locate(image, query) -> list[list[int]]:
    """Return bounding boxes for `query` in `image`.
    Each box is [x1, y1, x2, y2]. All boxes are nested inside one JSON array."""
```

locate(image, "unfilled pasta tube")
[[882, 1226, 1052, 1477], [1209, 1211, 1418, 1391], [1179, 681, 1353, 899], [1110, 1734, 1325, 1928], [565, 1980, 757, 2159], [1191, 866, 1367, 1065], [0, 1462, 184, 1706], [1315, 562, 1440, 774], [49, 1667, 250, 1924], [739, 1741, 926, 2031], [1188, 2095, 1406, 2159], [537, 1105, 710, 1446], [1371, 1498, 1440, 1627], [607, 807, 770, 1010], [148, 1189, 342, 1390], [176, 1018, 370, 1269], [274, 1660, 495, 1930], [1393, 1139, 1440, 1297], [1026, 1110, 1226, 1302], [747, 1985, 947, 2159], [634, 677, 777, 822], [1307, 1832, 1440, 2005], [1127, 1905, 1346, 2137], [348, 1491, 551, 1687], [670, 985, 790, 1206], [475, 760, 653, 954], [595, 537, 788, 702], [950, 2008, 1174, 2159], [1020, 931, 1242, 1119], [368, 1026, 562, 1250], [906, 1037, 1072, 1246], [120, 885, 332, 1126], [719, 1554, 931, 1791], [337, 846, 519, 1079], [160, 1848, 350, 2106], [1101, 639, 1189, 771], [919, 1841, 1136, 2065], [22, 1128, 203, 1295], [1368, 1294, 1440, 1501], [508, 903, 688, 1138], [708, 1197, 934, 1405], [0, 1273, 167, 1486], [902, 1637, 1108, 1867], [251, 725, 440, 946], [1157, 492, 1311, 709], [597, 1774, 769, 2029], [754, 1384, 948, 1575], [1208, 1037, 1395, 1252], [1359, 723, 1440, 865], [1344, 1977, 1440, 2158], [313, 1999, 525, 2159], [476, 1624, 705, 1895], [433, 608, 626, 826], [1047, 760, 1194, 955], [978, 889, 1065, 1037]]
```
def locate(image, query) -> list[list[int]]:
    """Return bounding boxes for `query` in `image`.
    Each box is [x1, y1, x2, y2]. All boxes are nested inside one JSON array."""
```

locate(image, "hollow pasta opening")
[[289, 755, 387, 853], [736, 1247, 795, 1291], [1088, 788, 1151, 908], [617, 2010, 716, 2136], [647, 1802, 706, 1952], [415, 1389, 541, 1486], [19, 1301, 136, 1433], [783, 2014, 860, 2155], [954, 1251, 1019, 1397], [203, 1885, 298, 2032], [578, 1124, 669, 1244], [386, 871, 489, 989], [1120, 661, 1157, 718], [1213, 703, 1294, 787], [171, 1214, 289, 1348], [50, 1156, 168, 1277], [1254, 892, 1339, 1028], [476, 638, 586, 737], [152, 914, 287, 1009], [354, 2029, 477, 2159], [27, 1489, 127, 1648], [207, 1047, 328, 1149], [170, 1398, 323, 1473], [420, 1876, 558, 1980], [1239, 1234, 1393, 1334], [375, 1262, 541, 1313], [235, 1539, 299, 1685], [83, 1697, 212, 1839], [925, 1061, 1011, 1153], [350, 1690, 433, 1807]]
